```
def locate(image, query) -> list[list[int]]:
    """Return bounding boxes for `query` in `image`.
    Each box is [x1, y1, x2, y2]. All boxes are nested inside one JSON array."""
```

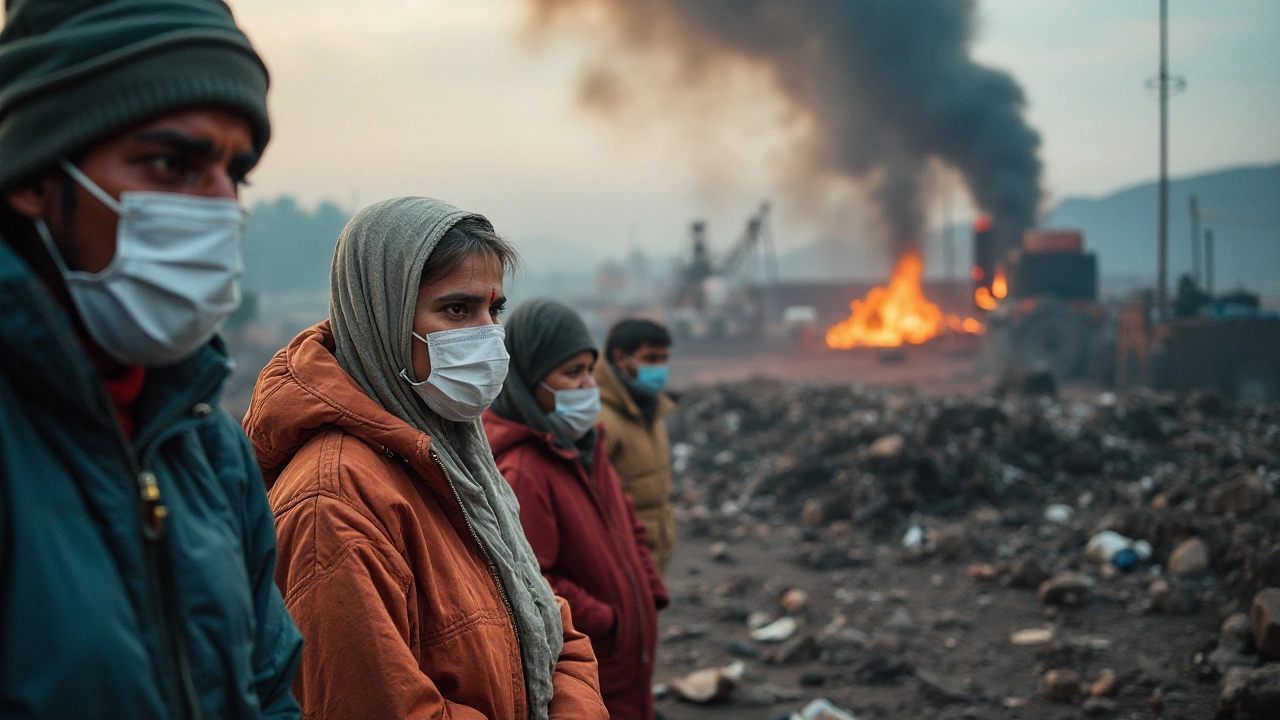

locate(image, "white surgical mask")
[[35, 160, 246, 366], [400, 325, 509, 422], [540, 381, 601, 441]]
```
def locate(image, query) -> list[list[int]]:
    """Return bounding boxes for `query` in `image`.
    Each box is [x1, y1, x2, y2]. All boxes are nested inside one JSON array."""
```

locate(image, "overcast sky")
[[229, 0, 1280, 262]]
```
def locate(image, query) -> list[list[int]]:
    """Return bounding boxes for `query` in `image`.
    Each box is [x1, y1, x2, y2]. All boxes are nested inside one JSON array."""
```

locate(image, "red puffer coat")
[[483, 411, 669, 720]]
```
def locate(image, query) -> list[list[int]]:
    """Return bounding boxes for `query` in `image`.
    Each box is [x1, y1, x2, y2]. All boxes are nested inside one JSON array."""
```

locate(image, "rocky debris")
[[669, 661, 745, 703], [1216, 664, 1280, 718], [789, 698, 859, 720], [1010, 627, 1055, 646], [1042, 668, 1082, 701], [1089, 668, 1119, 697], [1038, 572, 1094, 607], [1252, 588, 1280, 660], [1148, 577, 1201, 615], [708, 541, 733, 563], [1169, 537, 1211, 577], [751, 616, 798, 643], [1207, 472, 1271, 517], [765, 634, 818, 665], [1081, 697, 1118, 716], [780, 588, 810, 616]]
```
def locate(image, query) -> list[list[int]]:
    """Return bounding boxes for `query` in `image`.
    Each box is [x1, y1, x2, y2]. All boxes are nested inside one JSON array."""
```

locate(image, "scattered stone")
[[902, 525, 925, 550], [1043, 504, 1074, 525], [1251, 587, 1280, 659], [1222, 613, 1255, 649], [1006, 557, 1052, 589], [709, 541, 733, 563], [670, 661, 744, 703], [931, 524, 969, 561], [752, 616, 799, 643], [748, 611, 775, 630], [854, 649, 913, 684], [1081, 697, 1118, 716], [1217, 665, 1280, 717], [1086, 530, 1136, 564], [781, 588, 810, 616], [914, 668, 973, 704], [791, 698, 859, 720], [1148, 577, 1200, 615], [965, 563, 998, 582], [1042, 669, 1082, 702], [1168, 537, 1210, 577], [1089, 668, 1118, 697], [1206, 472, 1270, 517], [1010, 628, 1055, 646], [745, 684, 802, 707], [801, 498, 826, 528], [1037, 572, 1094, 607], [799, 670, 827, 688], [887, 607, 919, 635], [766, 634, 819, 665], [867, 434, 906, 467], [724, 639, 760, 659]]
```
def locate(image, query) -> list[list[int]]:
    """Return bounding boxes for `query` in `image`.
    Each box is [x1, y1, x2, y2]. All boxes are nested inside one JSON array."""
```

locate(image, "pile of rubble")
[[663, 379, 1280, 717]]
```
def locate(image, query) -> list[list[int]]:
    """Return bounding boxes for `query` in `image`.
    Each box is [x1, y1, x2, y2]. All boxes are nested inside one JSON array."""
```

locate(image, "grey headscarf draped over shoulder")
[[328, 197, 563, 720], [491, 299, 599, 454]]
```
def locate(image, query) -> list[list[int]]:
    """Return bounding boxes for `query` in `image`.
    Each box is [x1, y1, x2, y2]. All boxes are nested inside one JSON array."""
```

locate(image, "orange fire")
[[974, 265, 1008, 310], [826, 253, 984, 349]]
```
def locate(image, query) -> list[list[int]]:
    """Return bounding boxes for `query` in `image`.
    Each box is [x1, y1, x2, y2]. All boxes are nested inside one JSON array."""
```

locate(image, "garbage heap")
[[666, 379, 1280, 717]]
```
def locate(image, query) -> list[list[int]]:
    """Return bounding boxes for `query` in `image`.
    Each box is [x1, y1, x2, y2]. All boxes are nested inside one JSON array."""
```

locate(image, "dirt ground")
[[651, 525, 1219, 720]]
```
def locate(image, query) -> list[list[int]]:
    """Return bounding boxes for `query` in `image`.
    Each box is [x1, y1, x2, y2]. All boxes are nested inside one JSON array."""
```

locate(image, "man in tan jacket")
[[595, 319, 678, 574]]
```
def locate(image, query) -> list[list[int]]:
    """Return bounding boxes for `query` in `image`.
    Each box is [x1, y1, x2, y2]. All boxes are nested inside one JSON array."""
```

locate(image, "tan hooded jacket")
[[592, 361, 677, 574]]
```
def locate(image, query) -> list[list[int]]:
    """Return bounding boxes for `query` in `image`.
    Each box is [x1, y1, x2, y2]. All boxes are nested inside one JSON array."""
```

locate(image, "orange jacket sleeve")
[[549, 595, 609, 719]]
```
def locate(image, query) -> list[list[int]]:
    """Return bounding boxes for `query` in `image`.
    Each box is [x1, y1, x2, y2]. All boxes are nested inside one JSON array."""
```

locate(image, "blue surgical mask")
[[629, 358, 668, 396]]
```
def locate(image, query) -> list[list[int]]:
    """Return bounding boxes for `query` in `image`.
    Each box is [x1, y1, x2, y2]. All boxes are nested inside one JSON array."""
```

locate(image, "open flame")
[[974, 265, 1007, 310], [826, 253, 983, 349]]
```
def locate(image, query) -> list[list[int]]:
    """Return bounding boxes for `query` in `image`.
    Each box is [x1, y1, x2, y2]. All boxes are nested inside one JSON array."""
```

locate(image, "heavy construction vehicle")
[[669, 202, 780, 341], [973, 218, 1107, 377]]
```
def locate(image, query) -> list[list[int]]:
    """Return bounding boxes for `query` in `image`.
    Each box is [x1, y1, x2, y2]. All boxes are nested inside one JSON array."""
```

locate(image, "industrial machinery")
[[973, 218, 1107, 377], [669, 202, 780, 341]]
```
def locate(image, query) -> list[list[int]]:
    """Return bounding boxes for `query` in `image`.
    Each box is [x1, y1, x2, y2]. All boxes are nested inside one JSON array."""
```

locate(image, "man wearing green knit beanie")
[[0, 1, 303, 718]]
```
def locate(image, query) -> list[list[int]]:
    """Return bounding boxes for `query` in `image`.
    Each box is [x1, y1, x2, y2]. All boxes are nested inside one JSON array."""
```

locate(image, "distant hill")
[[1044, 164, 1280, 295]]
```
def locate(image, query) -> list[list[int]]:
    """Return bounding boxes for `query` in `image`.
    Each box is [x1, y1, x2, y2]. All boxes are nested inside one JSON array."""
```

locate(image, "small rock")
[[1037, 571, 1094, 607], [1081, 697, 1117, 716], [818, 627, 870, 666], [801, 498, 826, 528], [1086, 530, 1135, 564], [1168, 537, 1210, 577], [868, 434, 906, 463], [1089, 668, 1118, 697], [931, 524, 968, 561], [1217, 665, 1280, 717], [1221, 612, 1254, 650], [966, 563, 998, 582], [670, 664, 740, 703], [709, 541, 733, 563], [1250, 587, 1280, 659], [1206, 472, 1270, 516], [793, 698, 859, 720], [902, 524, 924, 550], [1010, 628, 1055, 646], [799, 670, 827, 688], [1042, 669, 1082, 702], [1043, 504, 1074, 525], [766, 634, 818, 665], [748, 611, 775, 630], [781, 588, 810, 616], [724, 639, 760, 659], [1148, 577, 1199, 615], [751, 616, 798, 643], [1005, 557, 1051, 589], [886, 607, 919, 634]]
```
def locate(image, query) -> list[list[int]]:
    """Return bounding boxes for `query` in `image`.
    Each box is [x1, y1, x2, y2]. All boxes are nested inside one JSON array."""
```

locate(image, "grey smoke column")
[[530, 0, 1043, 256]]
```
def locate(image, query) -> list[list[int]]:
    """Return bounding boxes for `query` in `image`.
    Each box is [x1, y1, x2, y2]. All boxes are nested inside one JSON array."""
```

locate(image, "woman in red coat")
[[484, 299, 669, 720]]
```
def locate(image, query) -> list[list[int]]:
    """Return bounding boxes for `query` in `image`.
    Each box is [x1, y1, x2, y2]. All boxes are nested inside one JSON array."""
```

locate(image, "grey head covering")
[[328, 197, 562, 719], [490, 299, 599, 453]]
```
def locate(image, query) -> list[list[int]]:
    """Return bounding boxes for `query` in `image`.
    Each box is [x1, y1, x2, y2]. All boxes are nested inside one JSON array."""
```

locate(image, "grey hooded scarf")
[[328, 197, 563, 719]]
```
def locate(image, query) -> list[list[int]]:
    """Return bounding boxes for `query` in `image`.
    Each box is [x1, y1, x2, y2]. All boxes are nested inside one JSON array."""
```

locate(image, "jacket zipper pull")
[[139, 471, 168, 538]]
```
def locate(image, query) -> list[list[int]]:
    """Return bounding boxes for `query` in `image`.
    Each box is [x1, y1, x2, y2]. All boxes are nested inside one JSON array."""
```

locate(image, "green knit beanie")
[[0, 0, 270, 189]]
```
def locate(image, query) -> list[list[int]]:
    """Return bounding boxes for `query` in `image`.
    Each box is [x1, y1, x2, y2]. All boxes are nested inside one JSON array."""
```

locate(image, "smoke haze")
[[527, 0, 1043, 256]]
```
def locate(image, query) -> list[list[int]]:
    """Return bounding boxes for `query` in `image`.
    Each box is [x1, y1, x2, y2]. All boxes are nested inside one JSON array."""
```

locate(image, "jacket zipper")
[[34, 296, 203, 719], [429, 451, 525, 657]]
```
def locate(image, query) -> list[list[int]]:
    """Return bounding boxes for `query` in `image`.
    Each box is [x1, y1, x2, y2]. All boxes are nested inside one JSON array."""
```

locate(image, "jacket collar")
[[594, 359, 675, 424], [0, 237, 232, 448]]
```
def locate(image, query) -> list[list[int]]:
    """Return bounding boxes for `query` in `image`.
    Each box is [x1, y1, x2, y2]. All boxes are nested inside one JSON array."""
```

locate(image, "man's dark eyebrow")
[[133, 129, 216, 157]]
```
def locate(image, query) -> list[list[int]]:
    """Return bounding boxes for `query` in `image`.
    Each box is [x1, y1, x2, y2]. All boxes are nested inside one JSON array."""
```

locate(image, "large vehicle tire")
[[1012, 298, 1088, 378]]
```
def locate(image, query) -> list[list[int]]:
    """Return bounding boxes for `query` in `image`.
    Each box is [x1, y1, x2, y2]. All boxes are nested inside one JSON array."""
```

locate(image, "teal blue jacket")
[[0, 240, 303, 719]]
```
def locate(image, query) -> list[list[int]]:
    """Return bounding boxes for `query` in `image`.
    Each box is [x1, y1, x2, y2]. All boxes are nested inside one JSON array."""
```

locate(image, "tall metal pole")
[[1204, 228, 1215, 295], [1156, 0, 1170, 318], [1189, 195, 1201, 285]]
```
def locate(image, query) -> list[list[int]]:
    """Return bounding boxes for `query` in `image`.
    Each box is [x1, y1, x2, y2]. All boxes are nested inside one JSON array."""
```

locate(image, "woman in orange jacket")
[[243, 198, 607, 720], [483, 299, 669, 720]]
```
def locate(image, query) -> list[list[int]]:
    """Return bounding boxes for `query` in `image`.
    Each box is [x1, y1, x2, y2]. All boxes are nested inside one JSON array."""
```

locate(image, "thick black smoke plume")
[[529, 0, 1042, 256]]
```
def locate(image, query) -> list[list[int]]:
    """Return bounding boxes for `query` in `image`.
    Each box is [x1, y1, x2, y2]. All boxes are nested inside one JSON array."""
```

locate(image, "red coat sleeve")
[[498, 454, 618, 639], [549, 596, 609, 719], [622, 473, 670, 610]]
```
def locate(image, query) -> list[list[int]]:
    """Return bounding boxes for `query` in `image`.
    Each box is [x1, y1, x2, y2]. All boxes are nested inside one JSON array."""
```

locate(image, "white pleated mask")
[[400, 325, 510, 422]]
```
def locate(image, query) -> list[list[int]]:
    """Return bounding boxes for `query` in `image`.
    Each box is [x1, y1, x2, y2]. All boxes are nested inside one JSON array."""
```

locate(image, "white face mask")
[[400, 325, 510, 422], [540, 382, 601, 441], [35, 160, 246, 367]]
